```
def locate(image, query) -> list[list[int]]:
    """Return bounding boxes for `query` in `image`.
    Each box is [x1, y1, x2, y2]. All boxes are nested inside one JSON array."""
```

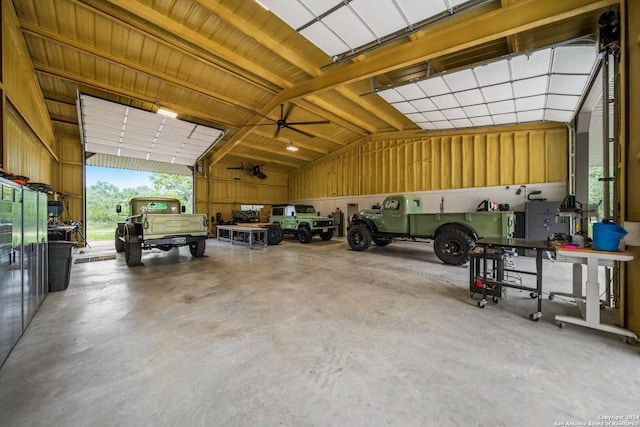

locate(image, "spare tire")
[[433, 229, 475, 265]]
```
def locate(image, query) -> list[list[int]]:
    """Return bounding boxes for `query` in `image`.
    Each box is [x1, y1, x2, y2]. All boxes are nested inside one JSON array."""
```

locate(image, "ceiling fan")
[[226, 163, 267, 179], [255, 103, 329, 138]]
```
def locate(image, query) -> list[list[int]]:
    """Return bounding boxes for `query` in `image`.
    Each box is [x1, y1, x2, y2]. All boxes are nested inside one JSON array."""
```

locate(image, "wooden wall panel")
[[4, 104, 53, 182], [2, 0, 56, 166], [289, 124, 568, 200], [205, 161, 288, 222]]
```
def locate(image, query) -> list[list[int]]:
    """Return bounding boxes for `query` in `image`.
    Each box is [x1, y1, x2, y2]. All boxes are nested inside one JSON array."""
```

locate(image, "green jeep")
[[266, 204, 334, 245]]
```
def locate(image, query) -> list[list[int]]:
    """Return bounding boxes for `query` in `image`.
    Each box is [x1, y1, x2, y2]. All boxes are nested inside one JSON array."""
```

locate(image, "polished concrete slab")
[[1, 237, 638, 426]]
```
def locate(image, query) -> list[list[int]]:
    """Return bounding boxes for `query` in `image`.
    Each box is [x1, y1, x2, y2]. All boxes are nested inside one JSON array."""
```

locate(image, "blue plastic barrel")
[[592, 221, 627, 251]]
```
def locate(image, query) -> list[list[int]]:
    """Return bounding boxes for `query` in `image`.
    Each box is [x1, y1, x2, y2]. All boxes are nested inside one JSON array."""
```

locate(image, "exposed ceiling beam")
[[250, 129, 330, 155], [20, 23, 261, 118], [42, 91, 76, 106], [227, 149, 302, 168], [333, 87, 407, 132], [210, 0, 617, 164], [33, 65, 239, 130], [50, 115, 79, 125], [239, 138, 317, 163], [101, 0, 292, 89], [74, 0, 280, 95]]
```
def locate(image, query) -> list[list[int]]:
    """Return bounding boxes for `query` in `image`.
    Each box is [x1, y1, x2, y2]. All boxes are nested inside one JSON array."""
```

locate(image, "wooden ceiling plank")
[[102, 0, 292, 89], [211, 0, 615, 164], [240, 139, 316, 162], [33, 66, 239, 130], [192, 0, 319, 78], [21, 22, 261, 117], [70, 0, 279, 95], [227, 150, 302, 168], [250, 129, 330, 155]]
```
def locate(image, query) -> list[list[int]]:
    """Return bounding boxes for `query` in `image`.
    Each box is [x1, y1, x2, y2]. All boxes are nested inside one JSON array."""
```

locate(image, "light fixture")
[[286, 142, 299, 152], [157, 108, 178, 119]]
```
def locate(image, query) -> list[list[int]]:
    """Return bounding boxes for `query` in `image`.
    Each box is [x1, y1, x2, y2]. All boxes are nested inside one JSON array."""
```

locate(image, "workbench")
[[554, 247, 637, 343], [216, 225, 267, 249], [473, 237, 555, 321]]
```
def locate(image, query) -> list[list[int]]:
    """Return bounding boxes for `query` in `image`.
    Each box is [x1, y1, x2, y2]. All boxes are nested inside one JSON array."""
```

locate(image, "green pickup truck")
[[115, 197, 209, 266], [347, 194, 515, 265]]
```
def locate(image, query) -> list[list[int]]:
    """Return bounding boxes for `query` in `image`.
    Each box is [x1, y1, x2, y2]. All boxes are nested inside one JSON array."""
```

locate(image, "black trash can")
[[48, 241, 76, 292]]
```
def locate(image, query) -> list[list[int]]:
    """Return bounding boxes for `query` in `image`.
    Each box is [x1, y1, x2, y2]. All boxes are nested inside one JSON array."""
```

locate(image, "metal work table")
[[554, 247, 637, 343], [474, 237, 555, 321], [216, 225, 267, 249]]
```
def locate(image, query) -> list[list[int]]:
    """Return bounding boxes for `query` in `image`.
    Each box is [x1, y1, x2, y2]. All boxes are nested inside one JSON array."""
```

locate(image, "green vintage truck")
[[115, 197, 209, 266], [347, 194, 515, 265]]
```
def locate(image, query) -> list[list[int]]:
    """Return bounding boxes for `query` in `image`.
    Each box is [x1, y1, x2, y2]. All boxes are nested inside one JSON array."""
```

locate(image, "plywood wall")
[[289, 124, 567, 200]]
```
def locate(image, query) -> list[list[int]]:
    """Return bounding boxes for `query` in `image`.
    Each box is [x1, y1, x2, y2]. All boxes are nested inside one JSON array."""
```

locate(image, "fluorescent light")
[[286, 144, 299, 152], [157, 108, 178, 119]]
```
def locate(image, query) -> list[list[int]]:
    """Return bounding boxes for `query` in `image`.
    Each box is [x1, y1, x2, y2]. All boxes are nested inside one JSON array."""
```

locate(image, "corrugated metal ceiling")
[[11, 0, 613, 175]]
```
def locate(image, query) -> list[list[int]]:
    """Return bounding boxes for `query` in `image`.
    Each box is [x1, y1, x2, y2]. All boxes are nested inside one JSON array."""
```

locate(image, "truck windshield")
[[295, 205, 316, 214], [147, 202, 169, 210]]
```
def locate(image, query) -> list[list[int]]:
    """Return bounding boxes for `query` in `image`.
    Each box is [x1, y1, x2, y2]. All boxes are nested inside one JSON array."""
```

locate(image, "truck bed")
[[409, 211, 514, 238], [140, 213, 208, 239]]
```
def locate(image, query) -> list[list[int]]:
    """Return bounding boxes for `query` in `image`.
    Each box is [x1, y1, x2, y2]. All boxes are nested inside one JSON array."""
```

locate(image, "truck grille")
[[315, 220, 333, 227]]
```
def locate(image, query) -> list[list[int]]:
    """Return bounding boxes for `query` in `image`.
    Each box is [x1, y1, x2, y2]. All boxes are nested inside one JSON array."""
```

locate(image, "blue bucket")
[[592, 221, 627, 251]]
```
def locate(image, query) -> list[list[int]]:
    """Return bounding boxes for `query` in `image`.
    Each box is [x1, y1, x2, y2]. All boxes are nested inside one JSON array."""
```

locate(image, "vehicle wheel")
[[298, 226, 312, 243], [114, 228, 125, 253], [125, 241, 142, 266], [372, 237, 392, 247], [347, 224, 372, 251], [433, 229, 475, 265], [189, 240, 206, 257], [267, 225, 284, 245], [320, 229, 334, 241]]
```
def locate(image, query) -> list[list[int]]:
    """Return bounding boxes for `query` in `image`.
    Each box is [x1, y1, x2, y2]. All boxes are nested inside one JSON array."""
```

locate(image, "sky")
[[86, 166, 152, 189]]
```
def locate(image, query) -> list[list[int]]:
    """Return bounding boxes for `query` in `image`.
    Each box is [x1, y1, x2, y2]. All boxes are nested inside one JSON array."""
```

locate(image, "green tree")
[[149, 173, 193, 211]]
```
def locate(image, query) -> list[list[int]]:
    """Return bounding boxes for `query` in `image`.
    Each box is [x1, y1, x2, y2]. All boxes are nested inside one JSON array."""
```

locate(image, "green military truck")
[[347, 194, 515, 265], [266, 203, 334, 245], [115, 197, 209, 266]]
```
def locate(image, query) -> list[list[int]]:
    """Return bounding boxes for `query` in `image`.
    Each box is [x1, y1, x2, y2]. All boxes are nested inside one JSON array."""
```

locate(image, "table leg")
[[528, 249, 543, 321], [585, 257, 600, 324]]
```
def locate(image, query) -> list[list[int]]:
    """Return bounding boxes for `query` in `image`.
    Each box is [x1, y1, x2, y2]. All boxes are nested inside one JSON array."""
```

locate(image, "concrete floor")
[[0, 236, 638, 426]]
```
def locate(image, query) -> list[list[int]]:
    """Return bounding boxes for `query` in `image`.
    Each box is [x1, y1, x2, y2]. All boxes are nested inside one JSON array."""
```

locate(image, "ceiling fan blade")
[[274, 126, 281, 139], [226, 167, 244, 170], [285, 120, 330, 125], [282, 103, 294, 122], [284, 124, 315, 138]]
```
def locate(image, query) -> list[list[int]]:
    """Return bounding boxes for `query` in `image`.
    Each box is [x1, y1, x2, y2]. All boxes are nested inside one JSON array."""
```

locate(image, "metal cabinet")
[[0, 178, 48, 368]]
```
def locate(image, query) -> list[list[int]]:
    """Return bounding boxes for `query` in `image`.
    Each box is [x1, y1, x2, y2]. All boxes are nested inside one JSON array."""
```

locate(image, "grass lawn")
[[87, 224, 114, 242]]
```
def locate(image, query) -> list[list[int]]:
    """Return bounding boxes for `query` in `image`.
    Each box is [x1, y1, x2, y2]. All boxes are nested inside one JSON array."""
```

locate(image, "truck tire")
[[320, 229, 334, 241], [347, 224, 372, 251], [298, 226, 312, 243], [373, 237, 392, 247], [189, 240, 206, 257], [267, 225, 283, 245], [434, 229, 475, 265], [125, 241, 142, 266], [114, 229, 125, 253]]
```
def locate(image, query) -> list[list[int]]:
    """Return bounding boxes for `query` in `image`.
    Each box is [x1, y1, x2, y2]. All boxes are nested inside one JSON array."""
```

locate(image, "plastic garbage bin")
[[48, 241, 77, 292]]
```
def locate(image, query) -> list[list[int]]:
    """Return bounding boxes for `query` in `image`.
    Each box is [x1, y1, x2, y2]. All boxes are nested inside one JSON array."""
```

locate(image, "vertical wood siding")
[[289, 125, 567, 200]]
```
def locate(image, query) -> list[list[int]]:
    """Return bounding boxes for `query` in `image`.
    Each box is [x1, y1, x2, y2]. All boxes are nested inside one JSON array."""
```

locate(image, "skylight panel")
[[395, 0, 448, 24], [419, 122, 439, 130], [424, 110, 448, 121], [545, 109, 574, 122], [547, 94, 580, 111], [300, 0, 342, 16], [450, 118, 473, 128], [323, 6, 374, 50], [434, 120, 455, 129], [463, 104, 490, 117], [517, 110, 545, 122], [300, 22, 350, 57], [442, 108, 467, 120], [470, 116, 494, 127], [493, 113, 517, 125], [351, 0, 406, 39], [258, 0, 313, 28]]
